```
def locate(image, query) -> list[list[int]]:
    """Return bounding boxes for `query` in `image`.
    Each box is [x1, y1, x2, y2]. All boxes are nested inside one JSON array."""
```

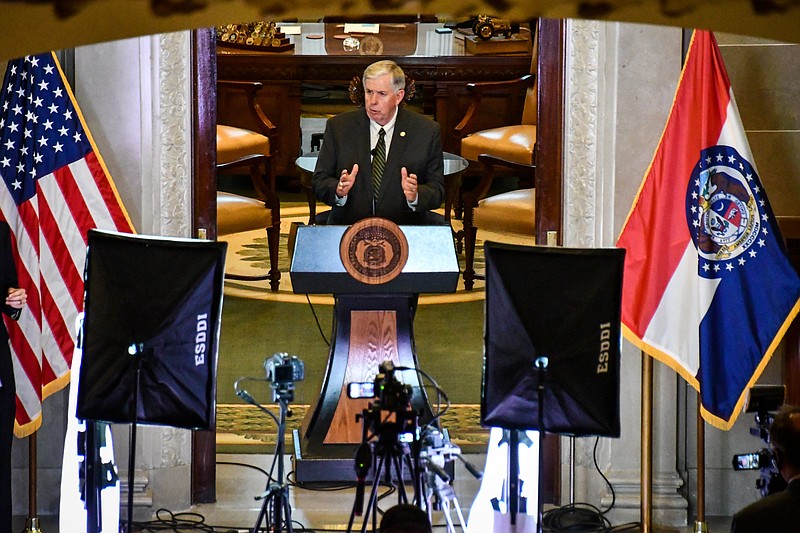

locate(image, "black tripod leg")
[[391, 454, 408, 504], [508, 430, 520, 526], [274, 490, 283, 533], [346, 452, 386, 533], [280, 486, 293, 533], [251, 492, 270, 533], [362, 454, 387, 533], [84, 421, 102, 533], [406, 452, 421, 507], [537, 430, 544, 533]]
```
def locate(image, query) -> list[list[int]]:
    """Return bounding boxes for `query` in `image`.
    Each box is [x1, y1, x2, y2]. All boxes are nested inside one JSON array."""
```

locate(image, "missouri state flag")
[[616, 30, 800, 430]]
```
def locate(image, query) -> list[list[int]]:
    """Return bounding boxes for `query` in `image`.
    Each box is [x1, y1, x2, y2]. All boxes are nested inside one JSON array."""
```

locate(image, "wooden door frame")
[[189, 19, 566, 504], [191, 27, 218, 504], [535, 18, 565, 503]]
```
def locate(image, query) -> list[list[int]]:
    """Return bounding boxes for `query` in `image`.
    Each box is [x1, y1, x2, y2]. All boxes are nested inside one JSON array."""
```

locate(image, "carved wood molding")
[[157, 31, 192, 238], [217, 57, 531, 84]]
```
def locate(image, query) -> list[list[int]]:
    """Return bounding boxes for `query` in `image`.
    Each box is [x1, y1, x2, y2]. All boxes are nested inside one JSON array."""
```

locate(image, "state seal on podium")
[[339, 217, 409, 285]]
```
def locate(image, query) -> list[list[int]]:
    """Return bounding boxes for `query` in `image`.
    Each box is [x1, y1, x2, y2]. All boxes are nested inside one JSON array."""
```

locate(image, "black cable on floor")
[[131, 508, 238, 532], [217, 460, 270, 479], [306, 293, 330, 346], [536, 437, 641, 532], [592, 437, 616, 515], [542, 502, 611, 532], [287, 469, 356, 491]]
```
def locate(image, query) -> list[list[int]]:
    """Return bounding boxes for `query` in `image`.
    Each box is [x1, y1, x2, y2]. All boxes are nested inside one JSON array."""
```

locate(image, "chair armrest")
[[217, 80, 277, 139], [462, 154, 536, 209], [453, 74, 536, 139]]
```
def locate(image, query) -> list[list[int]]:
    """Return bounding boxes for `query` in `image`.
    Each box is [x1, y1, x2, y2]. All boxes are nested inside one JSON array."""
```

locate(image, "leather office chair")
[[454, 25, 538, 290], [216, 80, 281, 291]]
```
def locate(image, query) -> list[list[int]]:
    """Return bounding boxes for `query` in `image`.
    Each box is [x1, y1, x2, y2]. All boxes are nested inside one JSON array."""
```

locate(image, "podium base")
[[292, 430, 357, 483], [291, 429, 453, 484]]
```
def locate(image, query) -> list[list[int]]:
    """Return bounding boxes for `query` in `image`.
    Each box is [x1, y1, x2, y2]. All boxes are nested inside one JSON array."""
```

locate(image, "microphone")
[[370, 147, 377, 157], [353, 443, 372, 516]]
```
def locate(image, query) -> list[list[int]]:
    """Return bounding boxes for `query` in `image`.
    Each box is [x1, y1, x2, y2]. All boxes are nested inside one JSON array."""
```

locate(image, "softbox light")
[[481, 242, 624, 437], [77, 230, 226, 430]]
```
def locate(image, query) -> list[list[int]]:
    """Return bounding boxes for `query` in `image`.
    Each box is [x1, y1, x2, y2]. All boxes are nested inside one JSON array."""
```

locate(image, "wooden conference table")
[[216, 22, 533, 179]]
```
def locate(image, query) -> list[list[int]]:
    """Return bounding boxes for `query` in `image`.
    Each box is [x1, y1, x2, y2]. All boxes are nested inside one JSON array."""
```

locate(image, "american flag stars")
[[1, 54, 88, 206]]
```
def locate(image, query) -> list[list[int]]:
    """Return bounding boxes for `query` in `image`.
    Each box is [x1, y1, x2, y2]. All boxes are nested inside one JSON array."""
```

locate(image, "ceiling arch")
[[0, 0, 799, 60]]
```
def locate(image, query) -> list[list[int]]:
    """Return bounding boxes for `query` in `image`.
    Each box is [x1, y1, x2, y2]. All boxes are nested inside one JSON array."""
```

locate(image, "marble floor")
[[190, 452, 485, 532], [14, 452, 733, 532]]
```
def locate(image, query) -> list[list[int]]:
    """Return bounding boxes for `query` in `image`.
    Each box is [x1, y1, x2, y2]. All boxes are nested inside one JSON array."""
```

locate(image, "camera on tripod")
[[419, 429, 458, 484], [264, 352, 304, 402], [348, 360, 414, 413], [731, 384, 786, 497], [346, 361, 421, 527], [349, 361, 417, 443]]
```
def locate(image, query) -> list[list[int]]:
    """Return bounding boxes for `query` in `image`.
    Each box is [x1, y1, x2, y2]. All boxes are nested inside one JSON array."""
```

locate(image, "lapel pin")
[[400, 131, 406, 137]]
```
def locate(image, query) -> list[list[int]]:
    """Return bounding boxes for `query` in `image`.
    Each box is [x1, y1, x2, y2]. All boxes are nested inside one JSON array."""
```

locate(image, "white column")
[[562, 19, 688, 527], [74, 30, 194, 519]]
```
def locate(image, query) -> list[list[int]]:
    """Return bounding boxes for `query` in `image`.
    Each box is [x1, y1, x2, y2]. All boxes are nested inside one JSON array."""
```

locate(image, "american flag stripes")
[[0, 52, 134, 437]]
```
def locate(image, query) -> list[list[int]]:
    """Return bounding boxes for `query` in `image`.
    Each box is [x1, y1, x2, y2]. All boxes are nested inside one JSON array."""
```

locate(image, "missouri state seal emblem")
[[339, 217, 409, 285], [685, 145, 766, 278]]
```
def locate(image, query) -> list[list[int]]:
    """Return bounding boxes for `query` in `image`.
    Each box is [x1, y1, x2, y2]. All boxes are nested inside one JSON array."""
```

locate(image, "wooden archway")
[[189, 18, 565, 503]]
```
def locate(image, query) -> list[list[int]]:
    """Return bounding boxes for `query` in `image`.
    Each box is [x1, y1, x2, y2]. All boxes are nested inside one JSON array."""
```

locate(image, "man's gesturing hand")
[[401, 167, 418, 202], [337, 164, 359, 197]]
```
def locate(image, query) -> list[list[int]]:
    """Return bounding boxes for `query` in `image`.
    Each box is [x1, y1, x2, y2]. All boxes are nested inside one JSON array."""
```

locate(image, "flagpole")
[[22, 433, 43, 533], [640, 354, 685, 533], [641, 352, 653, 533], [694, 397, 708, 533]]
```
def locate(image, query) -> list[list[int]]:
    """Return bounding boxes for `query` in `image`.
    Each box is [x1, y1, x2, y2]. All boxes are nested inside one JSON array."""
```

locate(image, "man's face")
[[364, 73, 404, 126]]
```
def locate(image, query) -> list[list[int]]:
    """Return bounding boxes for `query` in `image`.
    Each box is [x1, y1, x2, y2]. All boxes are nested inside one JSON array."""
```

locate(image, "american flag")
[[1, 52, 134, 437]]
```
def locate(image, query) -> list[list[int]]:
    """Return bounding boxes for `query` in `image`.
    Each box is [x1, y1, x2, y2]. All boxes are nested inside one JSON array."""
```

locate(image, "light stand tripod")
[[75, 232, 227, 533], [480, 243, 625, 533], [236, 387, 294, 533], [483, 357, 547, 533], [533, 356, 548, 533], [254, 396, 293, 533]]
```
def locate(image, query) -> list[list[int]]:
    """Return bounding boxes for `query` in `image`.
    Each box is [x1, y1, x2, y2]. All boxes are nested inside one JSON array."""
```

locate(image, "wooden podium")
[[289, 221, 459, 481]]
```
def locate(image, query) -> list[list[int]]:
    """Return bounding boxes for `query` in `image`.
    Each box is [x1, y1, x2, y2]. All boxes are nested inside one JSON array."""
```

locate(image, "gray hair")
[[363, 60, 405, 93]]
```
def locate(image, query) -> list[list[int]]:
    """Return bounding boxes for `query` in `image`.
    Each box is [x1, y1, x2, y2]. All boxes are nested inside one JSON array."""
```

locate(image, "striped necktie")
[[372, 128, 386, 200]]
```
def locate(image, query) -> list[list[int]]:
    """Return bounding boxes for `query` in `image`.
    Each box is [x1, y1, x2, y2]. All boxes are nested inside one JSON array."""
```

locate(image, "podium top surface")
[[290, 224, 459, 294]]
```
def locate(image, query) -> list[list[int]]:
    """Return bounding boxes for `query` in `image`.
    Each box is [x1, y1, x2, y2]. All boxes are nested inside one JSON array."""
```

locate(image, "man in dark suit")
[[0, 220, 27, 532], [313, 60, 445, 226], [731, 405, 800, 532]]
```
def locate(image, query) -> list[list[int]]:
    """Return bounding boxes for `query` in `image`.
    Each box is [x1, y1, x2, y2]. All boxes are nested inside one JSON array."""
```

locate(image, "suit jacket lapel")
[[385, 107, 408, 173], [356, 110, 372, 166]]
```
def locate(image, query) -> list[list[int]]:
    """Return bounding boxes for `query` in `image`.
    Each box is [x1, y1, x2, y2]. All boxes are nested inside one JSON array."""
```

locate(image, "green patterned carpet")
[[216, 403, 489, 453]]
